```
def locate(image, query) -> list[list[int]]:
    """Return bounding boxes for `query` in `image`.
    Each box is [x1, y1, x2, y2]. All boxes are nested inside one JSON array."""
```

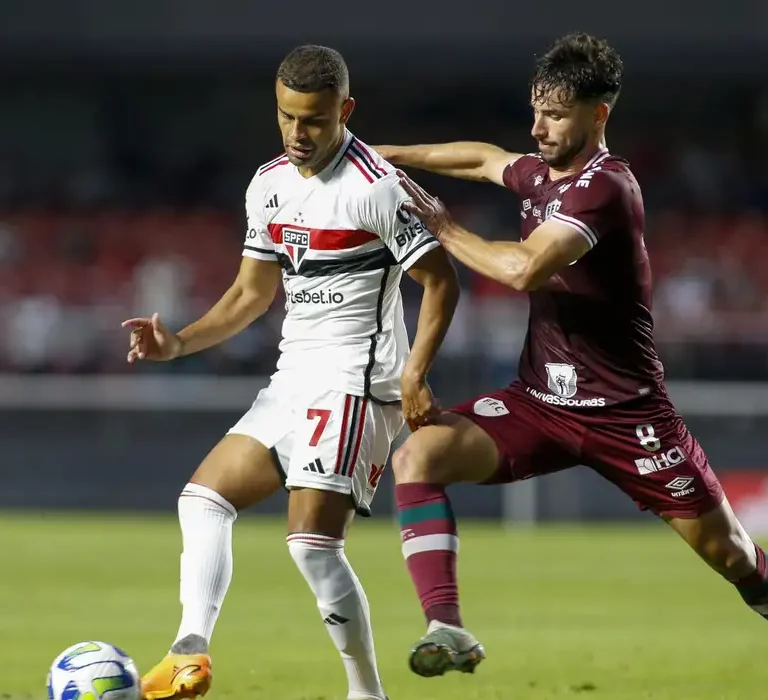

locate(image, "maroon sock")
[[396, 482, 462, 627], [733, 544, 768, 619]]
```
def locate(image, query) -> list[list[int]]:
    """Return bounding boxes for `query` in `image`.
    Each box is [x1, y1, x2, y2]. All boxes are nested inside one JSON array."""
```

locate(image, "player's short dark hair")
[[276, 45, 350, 96], [532, 33, 623, 108]]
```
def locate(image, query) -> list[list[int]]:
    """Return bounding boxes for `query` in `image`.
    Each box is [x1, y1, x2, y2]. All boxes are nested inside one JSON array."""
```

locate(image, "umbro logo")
[[303, 458, 325, 474], [266, 193, 279, 209], [323, 613, 349, 625]]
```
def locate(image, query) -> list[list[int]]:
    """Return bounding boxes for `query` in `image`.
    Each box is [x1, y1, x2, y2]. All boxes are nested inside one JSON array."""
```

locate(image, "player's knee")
[[178, 483, 238, 520], [391, 432, 440, 484], [287, 488, 354, 539], [286, 533, 352, 599]]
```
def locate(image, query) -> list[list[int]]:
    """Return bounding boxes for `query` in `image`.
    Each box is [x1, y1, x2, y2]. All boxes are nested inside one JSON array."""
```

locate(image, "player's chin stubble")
[[540, 135, 589, 169]]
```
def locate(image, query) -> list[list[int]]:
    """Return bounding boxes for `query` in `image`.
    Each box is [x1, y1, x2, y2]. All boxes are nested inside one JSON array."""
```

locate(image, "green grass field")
[[2, 512, 765, 700]]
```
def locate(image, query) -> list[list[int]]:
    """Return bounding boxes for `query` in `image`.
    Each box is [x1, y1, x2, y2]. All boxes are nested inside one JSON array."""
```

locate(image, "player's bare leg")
[[391, 412, 499, 677], [141, 434, 283, 700], [665, 496, 768, 620], [287, 488, 387, 700]]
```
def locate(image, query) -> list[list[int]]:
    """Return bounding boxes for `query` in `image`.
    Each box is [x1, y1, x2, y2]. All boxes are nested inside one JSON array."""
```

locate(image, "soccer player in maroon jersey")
[[375, 32, 768, 678]]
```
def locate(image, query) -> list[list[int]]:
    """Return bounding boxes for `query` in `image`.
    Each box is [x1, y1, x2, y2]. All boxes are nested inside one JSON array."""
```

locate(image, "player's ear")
[[595, 102, 610, 127], [340, 97, 355, 124]]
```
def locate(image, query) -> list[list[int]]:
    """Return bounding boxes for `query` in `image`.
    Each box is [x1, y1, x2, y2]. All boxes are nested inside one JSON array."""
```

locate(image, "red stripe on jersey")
[[259, 157, 289, 175], [346, 399, 368, 479], [335, 395, 352, 475], [261, 152, 287, 169], [268, 223, 378, 250], [345, 153, 375, 183]]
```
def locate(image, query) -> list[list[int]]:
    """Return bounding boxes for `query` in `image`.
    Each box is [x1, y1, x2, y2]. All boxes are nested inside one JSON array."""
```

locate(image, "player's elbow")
[[504, 271, 535, 292], [232, 284, 274, 321], [439, 265, 461, 306], [500, 259, 539, 292], [245, 288, 277, 317]]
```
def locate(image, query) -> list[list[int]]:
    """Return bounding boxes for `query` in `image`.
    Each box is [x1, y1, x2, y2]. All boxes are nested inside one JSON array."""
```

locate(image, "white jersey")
[[243, 130, 440, 403]]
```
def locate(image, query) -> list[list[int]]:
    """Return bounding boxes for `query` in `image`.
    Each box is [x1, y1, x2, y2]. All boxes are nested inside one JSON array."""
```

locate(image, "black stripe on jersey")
[[277, 247, 396, 278], [333, 139, 355, 171], [244, 244, 277, 257], [362, 268, 389, 400], [397, 236, 438, 267], [349, 143, 384, 180], [339, 397, 364, 477], [368, 394, 401, 407], [364, 266, 402, 407]]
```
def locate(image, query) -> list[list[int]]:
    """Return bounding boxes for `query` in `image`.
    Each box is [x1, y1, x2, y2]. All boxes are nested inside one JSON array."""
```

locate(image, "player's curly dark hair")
[[532, 33, 623, 107], [277, 45, 350, 96]]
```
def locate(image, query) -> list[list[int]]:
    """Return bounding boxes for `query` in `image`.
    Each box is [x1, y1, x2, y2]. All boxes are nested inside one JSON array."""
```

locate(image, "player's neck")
[[296, 132, 347, 179], [549, 139, 607, 182]]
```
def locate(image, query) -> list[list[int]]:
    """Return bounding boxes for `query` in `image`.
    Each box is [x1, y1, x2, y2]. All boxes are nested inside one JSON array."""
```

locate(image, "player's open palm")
[[397, 170, 452, 238], [401, 373, 440, 432], [121, 313, 182, 363]]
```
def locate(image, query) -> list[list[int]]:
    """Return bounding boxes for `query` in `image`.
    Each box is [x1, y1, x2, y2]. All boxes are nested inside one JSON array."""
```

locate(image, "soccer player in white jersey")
[[122, 45, 459, 700]]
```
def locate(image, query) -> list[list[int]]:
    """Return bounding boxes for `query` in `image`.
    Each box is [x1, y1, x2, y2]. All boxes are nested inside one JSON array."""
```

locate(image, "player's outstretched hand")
[[401, 372, 440, 432], [121, 313, 183, 363], [397, 170, 452, 238]]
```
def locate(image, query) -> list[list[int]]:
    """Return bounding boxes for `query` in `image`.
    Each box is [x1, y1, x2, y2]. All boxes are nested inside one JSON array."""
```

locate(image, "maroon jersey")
[[502, 150, 664, 408]]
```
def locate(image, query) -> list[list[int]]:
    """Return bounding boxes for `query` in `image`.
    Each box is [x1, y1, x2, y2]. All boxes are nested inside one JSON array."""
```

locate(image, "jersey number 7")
[[307, 408, 332, 446]]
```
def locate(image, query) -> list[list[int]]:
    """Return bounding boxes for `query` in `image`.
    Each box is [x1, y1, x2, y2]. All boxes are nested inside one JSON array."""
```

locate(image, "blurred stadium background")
[[2, 0, 768, 527], [2, 4, 768, 698]]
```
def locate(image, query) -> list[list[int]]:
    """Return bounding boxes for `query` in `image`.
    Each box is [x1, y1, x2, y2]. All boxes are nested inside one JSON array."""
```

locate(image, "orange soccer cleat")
[[140, 652, 212, 700]]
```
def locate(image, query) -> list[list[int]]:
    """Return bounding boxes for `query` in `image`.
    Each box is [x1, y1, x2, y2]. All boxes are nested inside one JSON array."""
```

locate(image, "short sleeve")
[[356, 172, 440, 270], [502, 154, 542, 194], [242, 176, 277, 261], [549, 170, 624, 249]]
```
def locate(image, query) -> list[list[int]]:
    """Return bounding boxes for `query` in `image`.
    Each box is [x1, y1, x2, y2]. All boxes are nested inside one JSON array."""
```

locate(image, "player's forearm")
[[440, 223, 536, 291], [404, 273, 460, 380], [176, 284, 272, 357], [382, 142, 504, 182]]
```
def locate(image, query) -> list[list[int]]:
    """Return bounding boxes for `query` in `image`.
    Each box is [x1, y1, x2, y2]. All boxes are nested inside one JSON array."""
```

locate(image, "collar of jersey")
[[545, 147, 610, 186], [291, 129, 354, 182], [582, 147, 610, 172]]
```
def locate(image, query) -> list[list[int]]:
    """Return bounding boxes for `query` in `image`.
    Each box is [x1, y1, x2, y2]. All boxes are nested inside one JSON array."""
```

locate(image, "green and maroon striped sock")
[[396, 482, 461, 627]]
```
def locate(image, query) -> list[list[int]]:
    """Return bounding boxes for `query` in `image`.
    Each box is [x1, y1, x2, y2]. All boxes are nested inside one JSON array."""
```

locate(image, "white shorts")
[[227, 377, 404, 515]]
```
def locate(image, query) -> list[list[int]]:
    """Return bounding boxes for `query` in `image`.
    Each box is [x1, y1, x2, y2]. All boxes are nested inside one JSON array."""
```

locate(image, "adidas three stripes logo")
[[323, 613, 349, 625], [303, 458, 325, 474]]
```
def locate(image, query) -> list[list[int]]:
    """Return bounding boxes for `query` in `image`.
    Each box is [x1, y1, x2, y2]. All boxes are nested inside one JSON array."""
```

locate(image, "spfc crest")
[[545, 362, 578, 398], [283, 227, 309, 271]]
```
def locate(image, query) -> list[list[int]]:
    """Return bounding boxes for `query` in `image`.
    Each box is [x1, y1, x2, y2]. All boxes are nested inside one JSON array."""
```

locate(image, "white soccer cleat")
[[408, 620, 486, 678]]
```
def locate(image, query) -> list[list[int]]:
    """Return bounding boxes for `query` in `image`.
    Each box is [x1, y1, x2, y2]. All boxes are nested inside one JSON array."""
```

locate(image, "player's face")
[[276, 80, 355, 171], [530, 87, 605, 169]]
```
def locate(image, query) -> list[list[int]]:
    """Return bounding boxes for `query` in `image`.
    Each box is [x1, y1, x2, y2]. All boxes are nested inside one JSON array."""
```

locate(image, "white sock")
[[174, 483, 237, 647], [287, 533, 385, 700]]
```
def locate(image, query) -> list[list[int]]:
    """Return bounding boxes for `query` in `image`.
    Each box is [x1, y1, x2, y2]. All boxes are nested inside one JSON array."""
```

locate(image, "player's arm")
[[123, 257, 282, 362], [403, 247, 460, 383], [356, 173, 459, 427], [175, 257, 282, 356], [439, 220, 589, 292], [123, 176, 282, 362], [374, 142, 521, 186], [175, 174, 285, 356], [398, 171, 594, 291]]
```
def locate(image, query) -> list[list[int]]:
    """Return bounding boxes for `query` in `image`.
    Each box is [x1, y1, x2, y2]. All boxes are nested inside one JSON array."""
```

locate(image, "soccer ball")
[[47, 641, 140, 700]]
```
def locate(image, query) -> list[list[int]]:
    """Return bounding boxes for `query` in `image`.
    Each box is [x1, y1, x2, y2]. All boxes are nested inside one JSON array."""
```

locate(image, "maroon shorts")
[[450, 382, 724, 519]]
